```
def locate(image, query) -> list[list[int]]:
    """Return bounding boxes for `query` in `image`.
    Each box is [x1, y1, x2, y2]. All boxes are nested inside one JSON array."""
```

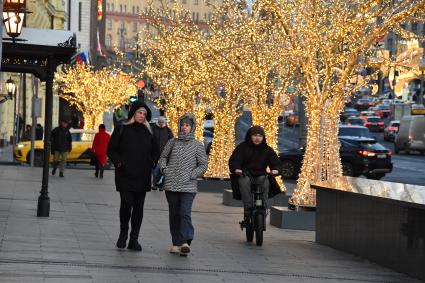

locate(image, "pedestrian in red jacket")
[[92, 124, 111, 178]]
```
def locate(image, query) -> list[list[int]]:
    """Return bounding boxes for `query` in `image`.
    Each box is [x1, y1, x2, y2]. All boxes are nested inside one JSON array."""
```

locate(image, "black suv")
[[279, 137, 393, 180]]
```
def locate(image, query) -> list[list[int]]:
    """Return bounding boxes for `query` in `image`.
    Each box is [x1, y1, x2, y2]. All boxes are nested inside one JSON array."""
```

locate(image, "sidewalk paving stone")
[[0, 165, 420, 283]]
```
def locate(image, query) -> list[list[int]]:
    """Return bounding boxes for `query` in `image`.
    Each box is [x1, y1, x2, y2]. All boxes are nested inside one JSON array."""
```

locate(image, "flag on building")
[[70, 49, 90, 65], [98, 0, 103, 21]]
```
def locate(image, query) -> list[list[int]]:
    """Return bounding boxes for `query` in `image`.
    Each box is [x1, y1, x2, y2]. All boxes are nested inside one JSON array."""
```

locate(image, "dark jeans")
[[165, 191, 196, 246], [119, 191, 146, 239], [152, 165, 160, 188], [237, 176, 269, 211]]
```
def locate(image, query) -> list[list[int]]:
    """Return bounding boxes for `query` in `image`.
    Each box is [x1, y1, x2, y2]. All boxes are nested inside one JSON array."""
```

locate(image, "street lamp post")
[[2, 0, 31, 43], [5, 77, 16, 98], [5, 77, 18, 151]]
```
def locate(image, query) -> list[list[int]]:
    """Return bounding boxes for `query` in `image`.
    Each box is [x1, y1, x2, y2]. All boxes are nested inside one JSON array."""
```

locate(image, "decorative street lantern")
[[5, 77, 16, 99], [2, 0, 31, 42]]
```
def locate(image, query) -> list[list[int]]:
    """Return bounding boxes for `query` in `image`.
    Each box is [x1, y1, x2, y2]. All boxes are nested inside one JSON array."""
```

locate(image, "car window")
[[339, 127, 372, 138], [391, 122, 400, 127], [348, 118, 363, 124], [360, 141, 386, 151], [71, 133, 81, 142], [71, 132, 94, 142]]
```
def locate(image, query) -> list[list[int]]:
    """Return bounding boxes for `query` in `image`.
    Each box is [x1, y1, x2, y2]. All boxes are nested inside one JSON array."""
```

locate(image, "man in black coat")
[[51, 120, 72, 177], [107, 101, 159, 251], [229, 126, 281, 219], [151, 116, 173, 190]]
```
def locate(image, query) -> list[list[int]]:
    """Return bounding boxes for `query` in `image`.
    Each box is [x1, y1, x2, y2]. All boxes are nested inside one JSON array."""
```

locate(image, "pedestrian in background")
[[92, 124, 111, 178], [152, 116, 173, 190], [21, 125, 32, 141], [107, 101, 159, 251], [35, 124, 43, 140], [158, 113, 208, 257], [51, 120, 72, 178]]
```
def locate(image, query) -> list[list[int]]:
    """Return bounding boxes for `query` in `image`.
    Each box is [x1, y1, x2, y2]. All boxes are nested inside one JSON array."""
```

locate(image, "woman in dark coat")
[[107, 101, 159, 251]]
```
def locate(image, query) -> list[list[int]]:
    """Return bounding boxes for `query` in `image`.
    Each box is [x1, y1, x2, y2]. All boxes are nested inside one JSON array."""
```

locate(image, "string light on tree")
[[54, 63, 137, 131]]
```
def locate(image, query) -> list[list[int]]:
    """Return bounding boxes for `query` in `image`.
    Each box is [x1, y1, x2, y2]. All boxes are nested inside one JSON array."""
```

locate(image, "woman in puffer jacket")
[[158, 113, 208, 257]]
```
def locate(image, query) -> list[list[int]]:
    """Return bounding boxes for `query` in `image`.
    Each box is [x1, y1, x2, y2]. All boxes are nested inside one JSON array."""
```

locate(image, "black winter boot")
[[116, 228, 128, 249], [127, 237, 142, 251]]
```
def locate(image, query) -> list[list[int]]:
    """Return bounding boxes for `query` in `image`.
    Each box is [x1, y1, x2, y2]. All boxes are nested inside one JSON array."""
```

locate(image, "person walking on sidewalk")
[[152, 116, 173, 190], [107, 101, 159, 251], [158, 113, 208, 257], [51, 120, 72, 178], [91, 124, 111, 178]]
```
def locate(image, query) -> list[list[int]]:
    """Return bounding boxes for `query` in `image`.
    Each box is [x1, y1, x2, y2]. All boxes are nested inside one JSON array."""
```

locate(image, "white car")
[[391, 99, 405, 105]]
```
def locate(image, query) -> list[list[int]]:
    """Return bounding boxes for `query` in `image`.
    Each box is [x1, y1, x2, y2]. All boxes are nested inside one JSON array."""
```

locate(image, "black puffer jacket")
[[107, 102, 159, 192], [228, 127, 281, 176]]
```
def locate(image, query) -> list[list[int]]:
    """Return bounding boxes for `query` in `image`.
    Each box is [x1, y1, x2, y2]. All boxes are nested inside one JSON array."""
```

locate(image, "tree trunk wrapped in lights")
[[290, 97, 325, 206], [54, 63, 137, 131], [206, 99, 240, 178], [322, 97, 345, 181]]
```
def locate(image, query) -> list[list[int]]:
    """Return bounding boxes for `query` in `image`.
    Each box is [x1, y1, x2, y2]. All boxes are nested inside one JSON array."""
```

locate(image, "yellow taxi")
[[14, 129, 99, 167]]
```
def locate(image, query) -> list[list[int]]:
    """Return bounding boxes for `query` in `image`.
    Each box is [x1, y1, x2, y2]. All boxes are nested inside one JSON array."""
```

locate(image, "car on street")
[[374, 104, 392, 118], [345, 116, 366, 126], [340, 108, 360, 122], [359, 110, 376, 120], [355, 98, 374, 111], [279, 137, 392, 180], [394, 115, 425, 155], [411, 104, 425, 115], [383, 120, 400, 141], [381, 99, 392, 105], [391, 99, 405, 105], [364, 116, 385, 132], [14, 129, 104, 167]]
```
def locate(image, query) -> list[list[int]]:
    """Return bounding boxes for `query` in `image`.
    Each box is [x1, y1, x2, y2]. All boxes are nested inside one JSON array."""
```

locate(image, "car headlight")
[[16, 144, 25, 148]]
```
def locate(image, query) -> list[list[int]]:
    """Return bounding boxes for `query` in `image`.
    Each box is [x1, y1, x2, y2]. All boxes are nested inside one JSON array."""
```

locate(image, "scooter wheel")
[[255, 213, 264, 246], [246, 221, 254, 242]]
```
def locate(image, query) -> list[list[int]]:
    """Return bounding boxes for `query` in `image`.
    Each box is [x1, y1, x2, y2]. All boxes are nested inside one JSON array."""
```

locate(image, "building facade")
[[0, 0, 67, 146], [104, 0, 218, 52]]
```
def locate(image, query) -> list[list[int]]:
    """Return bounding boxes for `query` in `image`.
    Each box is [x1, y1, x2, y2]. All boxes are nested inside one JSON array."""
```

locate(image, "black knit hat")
[[128, 101, 152, 122], [244, 125, 267, 146], [249, 125, 265, 136]]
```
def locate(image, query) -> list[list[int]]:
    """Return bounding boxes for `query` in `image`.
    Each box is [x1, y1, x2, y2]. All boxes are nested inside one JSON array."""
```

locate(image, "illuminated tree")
[[55, 63, 137, 130], [141, 1, 295, 178], [258, 0, 425, 206]]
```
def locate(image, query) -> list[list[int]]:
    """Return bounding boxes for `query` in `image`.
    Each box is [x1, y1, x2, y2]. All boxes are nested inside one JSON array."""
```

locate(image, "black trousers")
[[95, 163, 104, 177], [119, 191, 146, 239]]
